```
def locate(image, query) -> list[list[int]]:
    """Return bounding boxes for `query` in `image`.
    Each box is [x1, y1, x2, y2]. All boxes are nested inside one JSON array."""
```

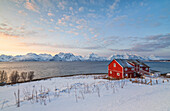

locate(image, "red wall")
[[108, 60, 123, 79], [108, 60, 150, 79], [124, 67, 135, 78]]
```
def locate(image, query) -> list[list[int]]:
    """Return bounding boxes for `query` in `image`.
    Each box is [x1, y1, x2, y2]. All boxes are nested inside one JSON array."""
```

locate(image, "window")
[[110, 71, 112, 74], [146, 68, 148, 70], [114, 63, 116, 67], [117, 73, 120, 76], [134, 73, 136, 77], [125, 68, 128, 71], [131, 68, 134, 71], [140, 68, 142, 70], [125, 74, 128, 77]]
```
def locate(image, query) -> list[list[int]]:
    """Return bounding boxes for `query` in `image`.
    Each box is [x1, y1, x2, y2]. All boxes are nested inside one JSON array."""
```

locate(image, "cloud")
[[69, 7, 73, 11], [0, 32, 21, 38], [55, 27, 60, 30], [20, 42, 103, 50], [76, 19, 86, 24], [58, 1, 67, 10], [76, 25, 84, 30], [109, 33, 170, 52], [109, 0, 120, 10], [57, 19, 66, 26], [0, 23, 8, 27], [25, 0, 39, 13], [66, 30, 79, 35], [151, 22, 161, 27], [62, 15, 70, 21], [113, 15, 127, 21], [49, 29, 55, 32], [79, 7, 84, 12], [50, 19, 54, 22], [0, 27, 13, 31], [18, 10, 27, 16], [107, 0, 120, 17], [48, 12, 54, 16]]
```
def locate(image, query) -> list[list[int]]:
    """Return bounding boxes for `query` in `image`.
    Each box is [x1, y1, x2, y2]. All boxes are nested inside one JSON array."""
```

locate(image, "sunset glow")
[[0, 0, 170, 58]]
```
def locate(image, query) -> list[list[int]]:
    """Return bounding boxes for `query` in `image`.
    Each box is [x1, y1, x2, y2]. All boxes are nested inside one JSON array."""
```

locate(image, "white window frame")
[[114, 63, 116, 67], [117, 73, 120, 76]]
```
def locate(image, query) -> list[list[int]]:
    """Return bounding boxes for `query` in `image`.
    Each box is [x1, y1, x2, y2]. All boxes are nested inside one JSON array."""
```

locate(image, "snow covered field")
[[0, 75, 170, 111]]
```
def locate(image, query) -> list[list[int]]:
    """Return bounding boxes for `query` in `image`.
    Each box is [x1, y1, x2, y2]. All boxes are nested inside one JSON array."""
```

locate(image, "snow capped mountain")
[[51, 52, 82, 61], [10, 53, 41, 61], [147, 55, 161, 60], [39, 54, 53, 61], [108, 53, 158, 61], [0, 52, 161, 62], [0, 54, 13, 62], [3, 53, 53, 62], [84, 53, 107, 61]]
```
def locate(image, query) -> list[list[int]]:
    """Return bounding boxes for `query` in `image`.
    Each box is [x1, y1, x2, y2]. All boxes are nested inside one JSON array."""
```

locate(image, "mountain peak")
[[0, 52, 161, 62]]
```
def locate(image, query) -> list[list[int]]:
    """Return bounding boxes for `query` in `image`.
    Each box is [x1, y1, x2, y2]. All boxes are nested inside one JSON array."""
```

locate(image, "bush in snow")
[[28, 71, 35, 81], [10, 71, 20, 83], [20, 72, 27, 82], [0, 70, 8, 83]]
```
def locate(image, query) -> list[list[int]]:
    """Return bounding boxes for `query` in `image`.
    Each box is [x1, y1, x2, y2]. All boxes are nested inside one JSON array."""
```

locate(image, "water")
[[0, 61, 110, 79], [144, 62, 170, 73], [0, 61, 170, 80]]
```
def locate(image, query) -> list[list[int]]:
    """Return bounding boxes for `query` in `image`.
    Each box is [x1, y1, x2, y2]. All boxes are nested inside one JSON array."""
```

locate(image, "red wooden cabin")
[[108, 59, 150, 79]]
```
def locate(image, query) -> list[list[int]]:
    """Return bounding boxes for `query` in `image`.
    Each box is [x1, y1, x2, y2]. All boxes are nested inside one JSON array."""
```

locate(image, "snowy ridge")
[[0, 52, 160, 62]]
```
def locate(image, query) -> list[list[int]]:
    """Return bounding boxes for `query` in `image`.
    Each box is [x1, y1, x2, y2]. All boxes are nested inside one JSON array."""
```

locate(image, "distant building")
[[108, 59, 150, 79], [150, 69, 161, 77]]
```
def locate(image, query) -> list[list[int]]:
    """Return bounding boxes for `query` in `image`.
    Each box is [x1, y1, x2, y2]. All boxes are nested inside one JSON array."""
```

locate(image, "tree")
[[28, 71, 35, 81], [0, 70, 8, 83], [20, 72, 27, 82], [10, 71, 20, 83]]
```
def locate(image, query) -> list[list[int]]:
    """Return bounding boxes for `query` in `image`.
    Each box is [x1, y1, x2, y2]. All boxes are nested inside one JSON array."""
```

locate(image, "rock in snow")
[[0, 52, 160, 62]]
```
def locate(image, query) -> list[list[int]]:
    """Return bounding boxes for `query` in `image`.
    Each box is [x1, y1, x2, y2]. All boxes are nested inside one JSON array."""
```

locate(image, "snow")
[[0, 52, 161, 62], [84, 53, 107, 61], [0, 75, 170, 111]]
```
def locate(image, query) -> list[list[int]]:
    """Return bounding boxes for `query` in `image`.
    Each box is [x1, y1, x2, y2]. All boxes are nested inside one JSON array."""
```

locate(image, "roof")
[[109, 59, 150, 68], [115, 59, 134, 68]]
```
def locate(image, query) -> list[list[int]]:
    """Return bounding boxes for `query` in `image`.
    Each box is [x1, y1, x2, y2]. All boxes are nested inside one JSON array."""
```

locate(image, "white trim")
[[114, 63, 116, 67], [115, 60, 123, 68]]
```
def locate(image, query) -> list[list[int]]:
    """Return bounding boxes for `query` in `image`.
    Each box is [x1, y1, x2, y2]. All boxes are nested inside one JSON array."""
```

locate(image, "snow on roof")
[[167, 73, 170, 76], [115, 59, 134, 67], [115, 59, 149, 68]]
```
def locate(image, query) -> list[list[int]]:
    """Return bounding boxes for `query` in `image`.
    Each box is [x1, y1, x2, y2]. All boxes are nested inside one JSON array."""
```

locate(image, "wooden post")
[[130, 74, 132, 81], [150, 79, 152, 85], [17, 89, 20, 107], [156, 79, 158, 84]]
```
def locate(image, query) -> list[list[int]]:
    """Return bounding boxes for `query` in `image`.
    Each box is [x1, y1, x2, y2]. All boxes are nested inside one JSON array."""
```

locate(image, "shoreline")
[[1, 73, 107, 86]]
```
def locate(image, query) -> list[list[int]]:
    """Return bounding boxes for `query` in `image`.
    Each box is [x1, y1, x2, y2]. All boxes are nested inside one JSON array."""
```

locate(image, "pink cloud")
[[79, 7, 84, 12], [18, 10, 27, 16], [25, 0, 39, 12], [48, 12, 54, 16], [50, 19, 54, 22]]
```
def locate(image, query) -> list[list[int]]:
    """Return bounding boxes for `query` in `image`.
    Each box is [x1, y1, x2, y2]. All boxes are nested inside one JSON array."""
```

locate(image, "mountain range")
[[0, 52, 160, 62]]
